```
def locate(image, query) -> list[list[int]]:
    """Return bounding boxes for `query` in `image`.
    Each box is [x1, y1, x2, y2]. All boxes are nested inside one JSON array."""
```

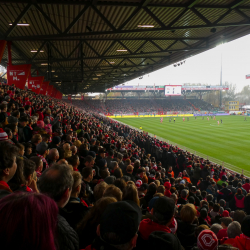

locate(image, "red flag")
[[51, 87, 58, 98], [27, 76, 44, 94], [47, 85, 54, 96], [7, 64, 31, 89], [40, 81, 50, 95], [0, 40, 7, 64], [68, 94, 71, 100], [81, 94, 84, 100]]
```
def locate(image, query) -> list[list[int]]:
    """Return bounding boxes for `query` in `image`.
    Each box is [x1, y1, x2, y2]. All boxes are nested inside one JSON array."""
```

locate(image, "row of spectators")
[[0, 83, 248, 250], [71, 99, 215, 115]]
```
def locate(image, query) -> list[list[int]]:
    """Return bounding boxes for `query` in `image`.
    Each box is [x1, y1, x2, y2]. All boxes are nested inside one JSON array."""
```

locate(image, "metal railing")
[[112, 118, 250, 177]]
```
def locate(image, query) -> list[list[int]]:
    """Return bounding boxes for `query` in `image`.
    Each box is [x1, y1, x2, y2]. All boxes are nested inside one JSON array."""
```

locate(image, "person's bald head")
[[70, 145, 77, 155], [58, 159, 68, 165], [49, 148, 59, 161]]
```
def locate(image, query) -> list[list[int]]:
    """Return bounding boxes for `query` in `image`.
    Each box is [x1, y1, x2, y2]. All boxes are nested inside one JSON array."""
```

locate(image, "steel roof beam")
[[30, 41, 47, 61], [229, 0, 248, 9], [5, 3, 32, 38], [4, 36, 207, 41], [143, 7, 166, 28], [149, 40, 164, 51], [91, 5, 116, 31], [34, 4, 62, 34], [63, 5, 89, 34], [67, 41, 81, 59], [7, 20, 250, 40], [4, 1, 250, 9], [191, 8, 211, 25]]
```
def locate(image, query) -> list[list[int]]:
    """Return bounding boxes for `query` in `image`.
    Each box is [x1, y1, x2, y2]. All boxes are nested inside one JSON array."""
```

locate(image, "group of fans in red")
[[0, 83, 250, 250]]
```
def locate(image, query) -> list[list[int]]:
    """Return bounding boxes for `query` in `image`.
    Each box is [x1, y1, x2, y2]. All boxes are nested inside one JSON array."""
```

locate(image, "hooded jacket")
[[139, 218, 171, 240], [233, 234, 250, 250]]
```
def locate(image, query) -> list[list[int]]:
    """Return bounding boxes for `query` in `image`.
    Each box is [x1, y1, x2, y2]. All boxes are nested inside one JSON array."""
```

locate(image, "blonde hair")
[[180, 204, 197, 224], [72, 171, 82, 189]]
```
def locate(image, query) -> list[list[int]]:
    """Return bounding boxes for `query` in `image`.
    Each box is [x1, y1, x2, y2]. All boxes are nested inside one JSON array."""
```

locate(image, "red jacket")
[[139, 218, 171, 240], [243, 183, 250, 193], [233, 234, 250, 250], [217, 228, 228, 240]]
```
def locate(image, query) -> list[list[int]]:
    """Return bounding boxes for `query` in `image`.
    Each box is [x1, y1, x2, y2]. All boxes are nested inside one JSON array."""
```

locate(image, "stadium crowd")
[[72, 98, 215, 115], [0, 83, 249, 250]]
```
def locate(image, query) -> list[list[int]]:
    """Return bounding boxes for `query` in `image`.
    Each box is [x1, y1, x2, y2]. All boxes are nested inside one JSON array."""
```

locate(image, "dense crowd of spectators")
[[0, 83, 249, 250], [72, 99, 215, 115]]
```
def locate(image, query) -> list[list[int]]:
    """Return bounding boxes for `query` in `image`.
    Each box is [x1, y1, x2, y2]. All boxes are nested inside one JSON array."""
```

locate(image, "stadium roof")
[[1, 0, 250, 93]]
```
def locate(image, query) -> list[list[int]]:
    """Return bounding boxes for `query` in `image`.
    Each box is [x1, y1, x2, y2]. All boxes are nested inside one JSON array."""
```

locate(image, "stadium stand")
[[69, 99, 216, 115], [0, 83, 250, 250]]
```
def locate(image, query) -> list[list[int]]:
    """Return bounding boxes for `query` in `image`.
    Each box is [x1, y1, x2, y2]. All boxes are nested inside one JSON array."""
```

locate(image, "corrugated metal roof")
[[1, 0, 250, 92]]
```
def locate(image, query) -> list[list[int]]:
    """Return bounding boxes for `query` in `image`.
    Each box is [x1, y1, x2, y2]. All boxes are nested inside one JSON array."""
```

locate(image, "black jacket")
[[188, 192, 201, 207], [177, 220, 197, 250], [123, 173, 136, 183], [63, 197, 89, 230], [83, 180, 94, 204], [56, 212, 79, 250]]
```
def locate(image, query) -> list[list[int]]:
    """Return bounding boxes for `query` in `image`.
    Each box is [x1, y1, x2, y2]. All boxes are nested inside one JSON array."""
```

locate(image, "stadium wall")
[[107, 114, 194, 118]]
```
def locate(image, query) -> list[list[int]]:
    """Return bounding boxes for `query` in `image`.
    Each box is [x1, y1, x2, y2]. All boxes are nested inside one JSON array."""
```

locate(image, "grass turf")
[[114, 116, 250, 171]]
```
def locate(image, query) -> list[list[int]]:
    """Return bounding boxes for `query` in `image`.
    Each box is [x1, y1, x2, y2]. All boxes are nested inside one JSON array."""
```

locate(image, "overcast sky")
[[124, 33, 250, 93]]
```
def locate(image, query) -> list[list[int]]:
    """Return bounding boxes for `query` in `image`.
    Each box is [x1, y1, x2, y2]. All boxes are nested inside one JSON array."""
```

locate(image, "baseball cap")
[[197, 230, 218, 250], [100, 200, 142, 245], [36, 142, 48, 154], [7, 116, 18, 124], [153, 197, 175, 223], [19, 115, 29, 122], [52, 136, 61, 144], [148, 196, 159, 210], [88, 151, 96, 158], [148, 231, 182, 250]]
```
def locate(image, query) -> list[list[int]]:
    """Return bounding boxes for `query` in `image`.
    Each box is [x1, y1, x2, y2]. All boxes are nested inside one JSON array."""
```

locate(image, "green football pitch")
[[114, 116, 250, 172]]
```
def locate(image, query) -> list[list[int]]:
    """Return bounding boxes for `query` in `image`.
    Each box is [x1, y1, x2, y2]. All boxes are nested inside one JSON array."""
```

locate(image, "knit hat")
[[7, 116, 18, 124], [222, 210, 229, 217], [197, 230, 218, 250], [135, 179, 142, 189], [0, 128, 8, 141], [164, 181, 171, 189]]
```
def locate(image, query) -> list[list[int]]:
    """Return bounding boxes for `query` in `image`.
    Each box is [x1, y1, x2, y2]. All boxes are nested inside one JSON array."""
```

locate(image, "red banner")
[[47, 85, 54, 96], [68, 94, 71, 100], [51, 87, 58, 98], [40, 81, 50, 95], [7, 64, 31, 89], [55, 91, 62, 99], [27, 76, 44, 94], [0, 40, 7, 64], [81, 95, 84, 100]]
